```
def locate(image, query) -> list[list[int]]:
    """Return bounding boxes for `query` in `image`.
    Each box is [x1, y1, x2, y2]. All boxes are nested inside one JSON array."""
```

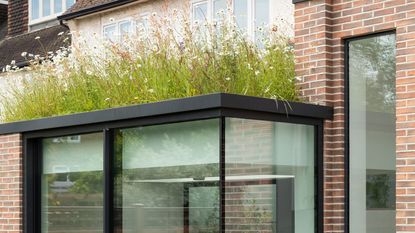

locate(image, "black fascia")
[[0, 93, 333, 136]]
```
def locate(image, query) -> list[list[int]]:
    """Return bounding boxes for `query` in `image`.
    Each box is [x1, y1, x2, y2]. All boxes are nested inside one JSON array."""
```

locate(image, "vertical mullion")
[[219, 117, 226, 233], [316, 123, 324, 233], [104, 129, 114, 233]]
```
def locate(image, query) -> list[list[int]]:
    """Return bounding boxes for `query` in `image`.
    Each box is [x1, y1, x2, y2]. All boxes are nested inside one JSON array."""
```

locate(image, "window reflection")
[[114, 120, 220, 233], [225, 118, 315, 233], [41, 133, 104, 233], [349, 33, 396, 233]]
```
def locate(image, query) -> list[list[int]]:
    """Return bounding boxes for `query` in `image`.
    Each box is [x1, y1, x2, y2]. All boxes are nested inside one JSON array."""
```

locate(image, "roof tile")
[[0, 25, 71, 70]]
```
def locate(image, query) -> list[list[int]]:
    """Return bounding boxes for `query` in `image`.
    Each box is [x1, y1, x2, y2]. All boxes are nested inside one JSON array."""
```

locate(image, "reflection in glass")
[[225, 118, 315, 233], [213, 0, 226, 20], [66, 0, 75, 9], [41, 133, 104, 233], [119, 21, 132, 41], [104, 24, 117, 42], [43, 0, 51, 16], [114, 119, 220, 233], [193, 2, 208, 22], [32, 0, 40, 19], [254, 0, 269, 44], [234, 0, 248, 33], [54, 0, 62, 14], [349, 33, 396, 233]]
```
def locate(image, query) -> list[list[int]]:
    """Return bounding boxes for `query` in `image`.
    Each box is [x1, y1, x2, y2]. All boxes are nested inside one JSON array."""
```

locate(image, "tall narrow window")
[[348, 33, 396, 233], [41, 133, 104, 233]]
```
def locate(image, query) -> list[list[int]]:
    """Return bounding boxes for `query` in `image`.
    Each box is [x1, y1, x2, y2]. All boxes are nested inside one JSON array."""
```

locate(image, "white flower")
[[105, 98, 111, 101], [225, 77, 231, 81], [255, 70, 260, 76]]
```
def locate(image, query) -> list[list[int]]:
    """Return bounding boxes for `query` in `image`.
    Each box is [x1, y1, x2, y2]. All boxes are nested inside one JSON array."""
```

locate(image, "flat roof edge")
[[0, 93, 333, 135]]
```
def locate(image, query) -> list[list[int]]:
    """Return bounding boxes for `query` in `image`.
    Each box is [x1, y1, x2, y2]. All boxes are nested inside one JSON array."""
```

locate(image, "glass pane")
[[41, 133, 104, 233], [254, 0, 269, 44], [225, 118, 315, 233], [103, 24, 117, 42], [66, 0, 75, 9], [32, 0, 40, 19], [349, 34, 396, 233], [114, 119, 220, 233], [54, 0, 62, 14], [213, 0, 226, 21], [234, 0, 248, 33], [43, 0, 51, 16], [137, 14, 150, 33], [193, 2, 208, 22], [119, 21, 132, 40]]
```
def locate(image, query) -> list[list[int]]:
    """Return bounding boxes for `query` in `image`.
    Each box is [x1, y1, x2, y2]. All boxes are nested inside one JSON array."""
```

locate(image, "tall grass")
[[1, 9, 297, 122]]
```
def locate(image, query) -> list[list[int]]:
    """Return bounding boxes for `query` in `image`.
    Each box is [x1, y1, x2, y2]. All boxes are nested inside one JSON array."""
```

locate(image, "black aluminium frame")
[[0, 93, 332, 233], [343, 30, 396, 233]]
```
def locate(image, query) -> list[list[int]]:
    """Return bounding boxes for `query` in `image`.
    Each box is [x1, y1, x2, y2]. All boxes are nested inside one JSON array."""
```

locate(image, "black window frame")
[[4, 93, 332, 233], [344, 30, 397, 233]]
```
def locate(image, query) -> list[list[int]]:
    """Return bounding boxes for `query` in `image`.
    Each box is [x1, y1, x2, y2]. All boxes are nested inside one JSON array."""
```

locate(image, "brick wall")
[[294, 0, 415, 232], [0, 134, 23, 233], [7, 0, 28, 37]]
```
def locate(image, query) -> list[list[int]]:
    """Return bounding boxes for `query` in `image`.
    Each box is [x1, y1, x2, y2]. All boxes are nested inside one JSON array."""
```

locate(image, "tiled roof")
[[0, 25, 71, 70], [65, 0, 115, 14], [60, 0, 140, 20]]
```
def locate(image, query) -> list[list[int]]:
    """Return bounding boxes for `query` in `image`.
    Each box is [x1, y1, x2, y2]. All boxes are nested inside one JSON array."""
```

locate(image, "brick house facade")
[[293, 0, 415, 232], [7, 0, 28, 37], [1, 0, 414, 233]]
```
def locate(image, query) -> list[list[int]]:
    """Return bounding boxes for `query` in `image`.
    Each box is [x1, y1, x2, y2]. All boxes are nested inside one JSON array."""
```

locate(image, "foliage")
[[1, 9, 297, 122]]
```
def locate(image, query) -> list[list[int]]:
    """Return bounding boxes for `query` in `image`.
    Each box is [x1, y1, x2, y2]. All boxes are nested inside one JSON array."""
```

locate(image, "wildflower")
[[105, 98, 111, 101], [225, 77, 231, 81], [255, 70, 260, 76]]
